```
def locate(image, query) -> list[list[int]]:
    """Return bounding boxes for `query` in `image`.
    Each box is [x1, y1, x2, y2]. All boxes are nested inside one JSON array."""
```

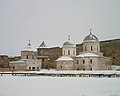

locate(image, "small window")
[[77, 60, 79, 64], [90, 68, 92, 70], [37, 67, 39, 70], [42, 58, 44, 62], [26, 55, 28, 59], [13, 66, 15, 69], [32, 67, 35, 70], [83, 68, 85, 71], [113, 57, 115, 59], [85, 46, 87, 51], [90, 59, 92, 63], [29, 67, 31, 69], [91, 46, 93, 51], [83, 60, 85, 64], [68, 50, 70, 55], [61, 66, 62, 68]]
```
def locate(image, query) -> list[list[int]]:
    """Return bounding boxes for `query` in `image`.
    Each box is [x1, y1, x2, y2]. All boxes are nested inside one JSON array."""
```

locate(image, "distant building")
[[56, 30, 112, 70], [9, 40, 42, 71], [0, 55, 9, 68]]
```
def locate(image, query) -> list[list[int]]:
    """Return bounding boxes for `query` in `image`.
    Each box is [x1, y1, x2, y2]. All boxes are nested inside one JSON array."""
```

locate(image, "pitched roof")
[[56, 56, 73, 61], [39, 41, 47, 48], [76, 52, 98, 57]]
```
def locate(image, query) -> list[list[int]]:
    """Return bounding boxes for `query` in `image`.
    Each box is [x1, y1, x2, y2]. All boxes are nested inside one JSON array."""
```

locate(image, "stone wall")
[[56, 61, 74, 70], [37, 47, 62, 69], [100, 39, 120, 66], [0, 55, 9, 68]]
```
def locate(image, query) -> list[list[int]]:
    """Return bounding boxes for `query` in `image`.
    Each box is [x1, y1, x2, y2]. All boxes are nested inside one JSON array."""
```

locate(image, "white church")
[[56, 30, 112, 70], [9, 30, 112, 71], [9, 40, 42, 71]]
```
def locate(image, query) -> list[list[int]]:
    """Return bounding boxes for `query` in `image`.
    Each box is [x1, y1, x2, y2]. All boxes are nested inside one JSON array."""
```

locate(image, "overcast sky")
[[0, 0, 120, 56]]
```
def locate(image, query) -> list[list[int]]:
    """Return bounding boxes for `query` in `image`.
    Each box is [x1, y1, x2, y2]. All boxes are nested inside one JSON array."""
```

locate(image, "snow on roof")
[[0, 54, 8, 56], [10, 60, 25, 64], [76, 52, 98, 57], [56, 56, 73, 61], [21, 40, 37, 52], [39, 41, 49, 48], [21, 47, 37, 52]]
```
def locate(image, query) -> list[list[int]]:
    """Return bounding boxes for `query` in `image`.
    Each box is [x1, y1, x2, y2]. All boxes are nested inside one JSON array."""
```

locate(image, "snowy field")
[[0, 76, 120, 96]]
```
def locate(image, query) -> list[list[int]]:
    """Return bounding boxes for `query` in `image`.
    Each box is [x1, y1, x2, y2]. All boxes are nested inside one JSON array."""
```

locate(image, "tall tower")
[[21, 40, 36, 59], [37, 41, 49, 69]]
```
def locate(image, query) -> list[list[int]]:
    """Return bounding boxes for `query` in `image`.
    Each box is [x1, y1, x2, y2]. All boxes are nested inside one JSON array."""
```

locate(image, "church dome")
[[63, 41, 75, 47], [63, 36, 76, 47], [84, 30, 99, 42]]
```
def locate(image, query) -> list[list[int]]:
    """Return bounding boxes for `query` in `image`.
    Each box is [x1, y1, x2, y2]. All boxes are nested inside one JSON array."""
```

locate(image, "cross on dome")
[[28, 39, 31, 47], [90, 28, 92, 34], [68, 35, 70, 41], [83, 29, 99, 42]]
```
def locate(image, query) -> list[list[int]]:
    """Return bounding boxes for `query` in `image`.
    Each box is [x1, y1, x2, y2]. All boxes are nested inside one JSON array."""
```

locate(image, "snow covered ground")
[[0, 76, 120, 96]]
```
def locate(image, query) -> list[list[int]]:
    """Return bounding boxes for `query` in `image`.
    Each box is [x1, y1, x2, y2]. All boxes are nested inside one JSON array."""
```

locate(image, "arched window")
[[68, 50, 70, 55], [91, 46, 93, 51], [26, 55, 29, 59], [83, 60, 85, 64], [13, 66, 15, 69], [90, 59, 92, 63], [83, 68, 85, 71], [90, 67, 92, 70], [85, 46, 87, 51]]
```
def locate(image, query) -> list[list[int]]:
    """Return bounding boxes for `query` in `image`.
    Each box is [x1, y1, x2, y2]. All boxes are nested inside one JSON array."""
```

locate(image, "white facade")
[[9, 40, 42, 71], [56, 37, 76, 70], [9, 60, 26, 70], [75, 31, 112, 70], [56, 56, 74, 70], [62, 39, 76, 56], [56, 30, 112, 70]]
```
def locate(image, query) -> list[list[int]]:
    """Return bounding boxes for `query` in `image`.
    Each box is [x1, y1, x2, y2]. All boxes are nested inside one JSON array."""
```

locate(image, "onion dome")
[[84, 29, 99, 42], [63, 41, 75, 47]]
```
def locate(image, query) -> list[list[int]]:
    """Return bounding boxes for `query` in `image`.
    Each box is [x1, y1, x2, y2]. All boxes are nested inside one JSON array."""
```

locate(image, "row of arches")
[[84, 45, 99, 52], [77, 59, 93, 64], [63, 50, 76, 56]]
